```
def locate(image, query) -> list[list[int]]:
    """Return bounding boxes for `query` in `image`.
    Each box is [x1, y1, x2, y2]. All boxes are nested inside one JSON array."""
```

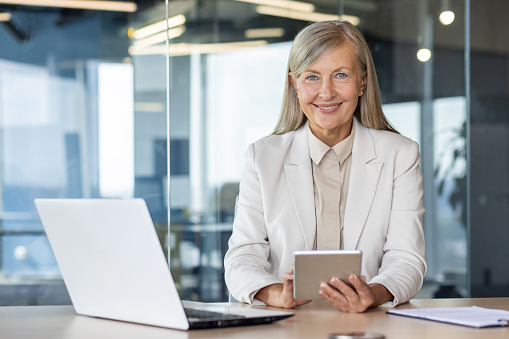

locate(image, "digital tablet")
[[293, 250, 362, 300]]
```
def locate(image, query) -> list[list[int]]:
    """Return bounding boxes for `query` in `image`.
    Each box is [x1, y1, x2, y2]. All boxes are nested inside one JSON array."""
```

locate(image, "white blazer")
[[224, 118, 426, 306]]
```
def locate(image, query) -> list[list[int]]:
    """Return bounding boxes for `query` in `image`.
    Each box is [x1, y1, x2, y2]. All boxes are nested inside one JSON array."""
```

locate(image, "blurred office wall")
[[0, 0, 507, 305]]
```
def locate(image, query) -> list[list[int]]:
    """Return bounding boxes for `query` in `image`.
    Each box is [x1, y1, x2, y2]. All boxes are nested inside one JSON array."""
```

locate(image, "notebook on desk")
[[388, 306, 509, 328], [34, 198, 293, 330]]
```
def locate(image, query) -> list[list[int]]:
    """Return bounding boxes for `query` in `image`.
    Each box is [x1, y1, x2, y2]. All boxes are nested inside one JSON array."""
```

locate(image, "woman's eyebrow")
[[302, 66, 353, 74]]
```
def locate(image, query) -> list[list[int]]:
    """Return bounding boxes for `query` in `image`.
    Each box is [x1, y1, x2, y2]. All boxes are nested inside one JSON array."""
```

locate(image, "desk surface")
[[1, 298, 508, 339]]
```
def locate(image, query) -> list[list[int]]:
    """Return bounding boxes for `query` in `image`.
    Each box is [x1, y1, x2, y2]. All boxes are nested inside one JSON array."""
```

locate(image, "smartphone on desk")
[[293, 250, 362, 300]]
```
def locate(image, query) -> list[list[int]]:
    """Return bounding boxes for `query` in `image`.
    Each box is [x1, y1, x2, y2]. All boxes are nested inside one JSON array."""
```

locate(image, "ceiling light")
[[439, 11, 455, 25], [244, 28, 285, 39], [0, 12, 12, 21], [236, 0, 314, 12], [0, 0, 137, 12], [129, 40, 268, 57], [339, 14, 360, 26], [133, 14, 186, 40], [171, 41, 268, 56], [256, 5, 360, 25], [133, 26, 186, 49], [417, 48, 431, 62]]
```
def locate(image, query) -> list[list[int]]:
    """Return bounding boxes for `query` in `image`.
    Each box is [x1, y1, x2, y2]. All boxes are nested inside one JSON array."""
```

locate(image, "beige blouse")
[[308, 123, 355, 250]]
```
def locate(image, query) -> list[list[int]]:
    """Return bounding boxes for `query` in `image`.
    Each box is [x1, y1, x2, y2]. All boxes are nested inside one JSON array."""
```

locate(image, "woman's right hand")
[[254, 268, 311, 309]]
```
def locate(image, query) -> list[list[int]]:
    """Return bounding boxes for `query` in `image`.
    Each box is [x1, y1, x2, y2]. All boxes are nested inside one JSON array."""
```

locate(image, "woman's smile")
[[290, 43, 366, 146], [314, 103, 342, 111]]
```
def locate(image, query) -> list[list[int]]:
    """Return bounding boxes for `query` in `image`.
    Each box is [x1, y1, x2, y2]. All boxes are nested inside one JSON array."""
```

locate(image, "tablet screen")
[[293, 250, 362, 300]]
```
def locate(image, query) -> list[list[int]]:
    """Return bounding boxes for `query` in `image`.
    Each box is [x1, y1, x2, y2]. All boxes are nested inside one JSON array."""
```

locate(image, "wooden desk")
[[0, 298, 508, 338]]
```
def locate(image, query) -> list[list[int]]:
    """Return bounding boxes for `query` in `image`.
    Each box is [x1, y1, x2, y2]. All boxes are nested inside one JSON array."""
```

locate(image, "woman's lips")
[[313, 103, 341, 112]]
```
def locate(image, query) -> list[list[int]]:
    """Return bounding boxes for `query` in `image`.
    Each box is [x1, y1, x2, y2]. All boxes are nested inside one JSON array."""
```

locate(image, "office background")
[[0, 0, 506, 305]]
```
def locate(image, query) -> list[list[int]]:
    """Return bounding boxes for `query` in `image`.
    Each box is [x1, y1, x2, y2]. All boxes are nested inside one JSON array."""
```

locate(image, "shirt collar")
[[308, 121, 355, 165]]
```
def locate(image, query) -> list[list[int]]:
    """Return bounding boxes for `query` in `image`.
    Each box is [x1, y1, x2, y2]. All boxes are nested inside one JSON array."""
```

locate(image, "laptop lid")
[[34, 198, 293, 330]]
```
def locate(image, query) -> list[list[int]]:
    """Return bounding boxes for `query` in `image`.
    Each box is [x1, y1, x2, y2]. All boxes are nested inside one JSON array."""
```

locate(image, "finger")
[[278, 281, 296, 308], [330, 277, 356, 295], [319, 283, 348, 311], [330, 277, 361, 305], [283, 271, 294, 283], [281, 269, 295, 295], [282, 273, 295, 296], [347, 275, 374, 310], [320, 282, 347, 302], [348, 275, 371, 299], [348, 275, 366, 289]]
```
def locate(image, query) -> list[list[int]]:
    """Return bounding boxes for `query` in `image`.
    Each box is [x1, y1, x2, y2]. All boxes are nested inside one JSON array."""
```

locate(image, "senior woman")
[[224, 20, 426, 313]]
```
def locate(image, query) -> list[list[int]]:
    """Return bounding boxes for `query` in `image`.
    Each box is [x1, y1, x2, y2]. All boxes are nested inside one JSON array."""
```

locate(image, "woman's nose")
[[319, 80, 335, 100]]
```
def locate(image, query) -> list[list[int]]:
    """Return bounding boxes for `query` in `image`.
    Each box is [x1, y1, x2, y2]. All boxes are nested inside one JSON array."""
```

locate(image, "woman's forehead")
[[301, 44, 358, 73]]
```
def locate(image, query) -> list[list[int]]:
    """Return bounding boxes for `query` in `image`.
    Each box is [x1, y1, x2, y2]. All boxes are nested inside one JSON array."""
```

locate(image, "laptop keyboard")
[[184, 306, 292, 329], [184, 308, 246, 321]]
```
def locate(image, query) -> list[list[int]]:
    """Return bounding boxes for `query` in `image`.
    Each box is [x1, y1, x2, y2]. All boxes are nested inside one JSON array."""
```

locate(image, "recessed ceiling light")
[[417, 48, 431, 62], [0, 12, 12, 21], [0, 1, 137, 12], [439, 11, 455, 25]]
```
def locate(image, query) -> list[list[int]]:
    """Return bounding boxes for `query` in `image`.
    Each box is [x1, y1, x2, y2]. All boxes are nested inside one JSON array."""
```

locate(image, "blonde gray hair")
[[272, 20, 397, 135]]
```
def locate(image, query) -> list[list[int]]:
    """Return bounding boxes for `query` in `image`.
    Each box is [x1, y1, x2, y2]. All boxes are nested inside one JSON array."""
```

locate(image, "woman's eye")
[[335, 73, 346, 79], [306, 75, 318, 81]]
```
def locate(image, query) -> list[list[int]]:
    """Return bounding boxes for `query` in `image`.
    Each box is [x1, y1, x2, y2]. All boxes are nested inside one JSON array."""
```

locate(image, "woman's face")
[[290, 43, 366, 146]]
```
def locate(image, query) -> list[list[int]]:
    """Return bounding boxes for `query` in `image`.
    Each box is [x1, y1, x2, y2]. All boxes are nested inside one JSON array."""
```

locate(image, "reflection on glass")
[[98, 63, 134, 198], [0, 0, 474, 305], [433, 97, 467, 296], [0, 5, 138, 304]]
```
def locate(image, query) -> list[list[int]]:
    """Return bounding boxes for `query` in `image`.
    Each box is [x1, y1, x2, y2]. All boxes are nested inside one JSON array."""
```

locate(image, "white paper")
[[388, 306, 509, 328]]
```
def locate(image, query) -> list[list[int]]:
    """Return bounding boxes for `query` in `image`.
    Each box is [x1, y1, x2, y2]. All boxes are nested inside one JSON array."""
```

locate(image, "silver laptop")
[[34, 198, 293, 330]]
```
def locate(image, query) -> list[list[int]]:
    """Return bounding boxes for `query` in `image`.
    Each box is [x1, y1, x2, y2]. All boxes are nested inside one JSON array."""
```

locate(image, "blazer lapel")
[[284, 122, 316, 250], [343, 119, 383, 249]]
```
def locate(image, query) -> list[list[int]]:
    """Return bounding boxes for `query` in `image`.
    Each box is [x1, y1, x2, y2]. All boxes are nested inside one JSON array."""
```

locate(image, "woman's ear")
[[361, 75, 367, 93]]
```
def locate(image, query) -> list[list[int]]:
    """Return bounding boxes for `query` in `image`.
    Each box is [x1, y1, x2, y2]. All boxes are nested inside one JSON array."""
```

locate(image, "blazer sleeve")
[[223, 143, 282, 303], [369, 140, 427, 306]]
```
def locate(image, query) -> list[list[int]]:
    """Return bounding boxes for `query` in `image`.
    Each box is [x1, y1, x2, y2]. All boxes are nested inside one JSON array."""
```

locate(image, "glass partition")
[[3, 0, 502, 305], [0, 2, 163, 305], [469, 0, 509, 297], [161, 0, 468, 301]]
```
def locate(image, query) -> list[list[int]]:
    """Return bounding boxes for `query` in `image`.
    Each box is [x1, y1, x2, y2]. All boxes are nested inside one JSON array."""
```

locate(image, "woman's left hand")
[[319, 274, 392, 313]]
